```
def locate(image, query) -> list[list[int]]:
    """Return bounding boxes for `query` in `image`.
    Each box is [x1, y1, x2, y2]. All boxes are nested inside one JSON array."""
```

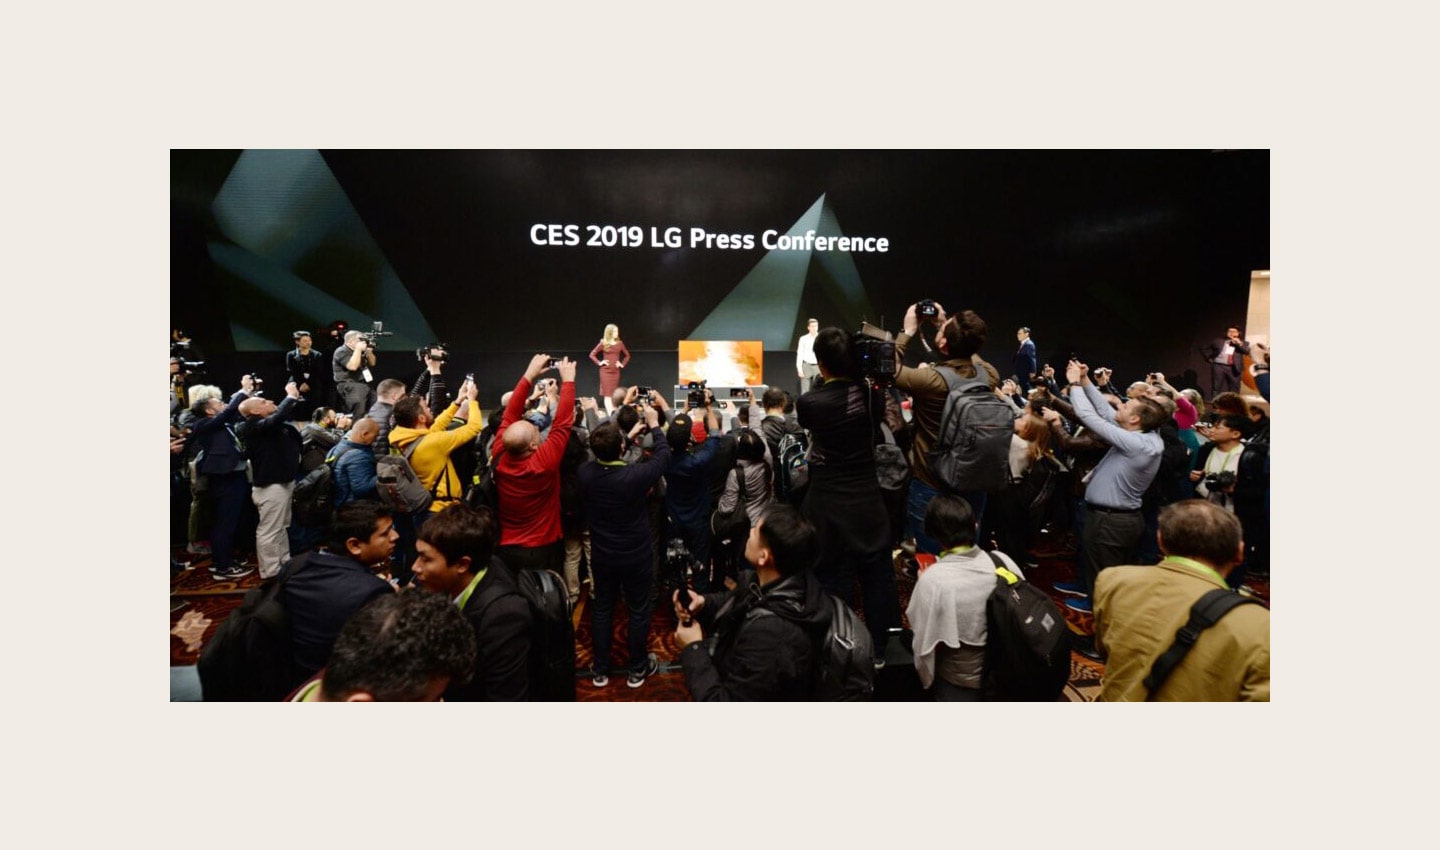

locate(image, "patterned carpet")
[[171, 532, 1270, 701]]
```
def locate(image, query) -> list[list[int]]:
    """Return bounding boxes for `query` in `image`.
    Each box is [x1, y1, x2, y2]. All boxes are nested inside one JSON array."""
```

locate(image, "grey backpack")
[[928, 366, 1013, 493], [376, 435, 437, 513], [874, 422, 911, 493]]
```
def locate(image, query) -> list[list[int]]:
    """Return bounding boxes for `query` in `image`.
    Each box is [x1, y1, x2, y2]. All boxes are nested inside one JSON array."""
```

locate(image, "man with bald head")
[[329, 417, 382, 508], [490, 353, 577, 575], [235, 380, 304, 579]]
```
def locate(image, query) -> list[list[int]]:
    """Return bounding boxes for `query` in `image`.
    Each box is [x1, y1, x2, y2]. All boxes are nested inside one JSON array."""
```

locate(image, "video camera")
[[852, 321, 897, 384], [416, 342, 449, 364], [685, 381, 709, 408], [357, 321, 393, 346]]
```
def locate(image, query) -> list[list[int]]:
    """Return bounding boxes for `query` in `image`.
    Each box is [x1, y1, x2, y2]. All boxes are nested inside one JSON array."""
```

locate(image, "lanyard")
[[454, 566, 489, 610], [939, 545, 974, 558]]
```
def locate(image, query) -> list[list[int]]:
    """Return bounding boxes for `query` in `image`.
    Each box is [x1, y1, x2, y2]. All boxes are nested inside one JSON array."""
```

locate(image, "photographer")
[[662, 391, 723, 591], [410, 343, 453, 412], [490, 354, 577, 576], [236, 379, 305, 580], [1191, 413, 1268, 586], [189, 376, 256, 580], [333, 329, 377, 419], [893, 301, 1000, 555], [795, 327, 901, 662]]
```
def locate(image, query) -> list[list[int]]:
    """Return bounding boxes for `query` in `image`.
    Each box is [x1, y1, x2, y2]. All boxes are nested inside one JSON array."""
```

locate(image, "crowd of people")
[[169, 308, 1271, 702]]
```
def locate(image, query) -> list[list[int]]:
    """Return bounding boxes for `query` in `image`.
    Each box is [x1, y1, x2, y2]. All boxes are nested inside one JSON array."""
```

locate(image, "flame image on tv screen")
[[677, 340, 763, 386]]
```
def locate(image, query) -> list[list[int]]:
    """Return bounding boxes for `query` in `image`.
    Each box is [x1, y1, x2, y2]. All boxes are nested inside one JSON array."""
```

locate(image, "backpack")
[[983, 553, 1071, 701], [197, 553, 310, 701], [875, 421, 912, 493], [299, 432, 329, 474], [1013, 453, 1066, 532], [291, 445, 356, 526], [928, 366, 1014, 493], [376, 435, 437, 514], [472, 566, 576, 701], [1143, 588, 1267, 701], [774, 431, 810, 504], [747, 592, 874, 700], [812, 595, 875, 701], [465, 446, 502, 517]]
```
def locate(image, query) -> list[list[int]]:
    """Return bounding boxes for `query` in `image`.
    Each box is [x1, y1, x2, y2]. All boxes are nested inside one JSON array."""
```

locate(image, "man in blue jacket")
[[662, 406, 721, 591], [328, 417, 380, 508]]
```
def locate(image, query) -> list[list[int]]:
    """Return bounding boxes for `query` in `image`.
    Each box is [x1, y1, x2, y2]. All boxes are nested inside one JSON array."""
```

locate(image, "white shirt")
[[796, 332, 817, 373]]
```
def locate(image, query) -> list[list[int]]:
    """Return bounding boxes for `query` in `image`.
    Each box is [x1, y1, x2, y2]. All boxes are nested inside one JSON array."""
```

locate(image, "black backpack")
[[747, 593, 874, 701], [983, 553, 1071, 701], [773, 431, 810, 504], [197, 553, 311, 701], [472, 566, 576, 701], [929, 366, 1014, 493], [1013, 453, 1066, 532], [291, 445, 356, 527]]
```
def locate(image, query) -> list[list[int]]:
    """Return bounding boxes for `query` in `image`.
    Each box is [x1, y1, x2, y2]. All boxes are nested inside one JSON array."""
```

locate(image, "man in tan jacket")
[[1094, 499, 1269, 701]]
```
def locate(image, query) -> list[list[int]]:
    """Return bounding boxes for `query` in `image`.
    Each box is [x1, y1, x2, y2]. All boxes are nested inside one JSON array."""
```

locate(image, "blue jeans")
[[589, 551, 655, 675], [907, 478, 988, 555]]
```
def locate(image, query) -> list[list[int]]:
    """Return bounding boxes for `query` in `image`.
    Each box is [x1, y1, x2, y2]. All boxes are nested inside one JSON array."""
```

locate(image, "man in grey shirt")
[[1061, 359, 1166, 612]]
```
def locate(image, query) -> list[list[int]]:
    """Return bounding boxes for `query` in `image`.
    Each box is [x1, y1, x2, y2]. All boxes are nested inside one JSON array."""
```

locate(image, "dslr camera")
[[686, 381, 709, 408], [916, 298, 940, 320], [1204, 470, 1237, 489]]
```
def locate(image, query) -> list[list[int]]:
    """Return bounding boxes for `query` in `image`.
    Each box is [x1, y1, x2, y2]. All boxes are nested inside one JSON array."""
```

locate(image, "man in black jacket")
[[577, 396, 672, 688], [1192, 414, 1269, 586], [673, 504, 827, 700], [235, 380, 303, 579], [284, 501, 397, 685], [411, 503, 534, 701]]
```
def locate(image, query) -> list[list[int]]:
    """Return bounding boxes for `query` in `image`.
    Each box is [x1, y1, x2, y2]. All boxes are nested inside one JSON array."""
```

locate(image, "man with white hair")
[[491, 354, 578, 575], [333, 329, 378, 419]]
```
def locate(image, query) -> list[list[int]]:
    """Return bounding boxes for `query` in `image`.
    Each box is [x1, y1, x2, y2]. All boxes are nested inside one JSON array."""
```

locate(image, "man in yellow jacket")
[[1094, 499, 1269, 701], [387, 377, 484, 536]]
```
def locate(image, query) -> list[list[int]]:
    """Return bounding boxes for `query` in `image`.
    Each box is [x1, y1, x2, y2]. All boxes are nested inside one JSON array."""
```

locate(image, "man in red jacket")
[[491, 353, 577, 575]]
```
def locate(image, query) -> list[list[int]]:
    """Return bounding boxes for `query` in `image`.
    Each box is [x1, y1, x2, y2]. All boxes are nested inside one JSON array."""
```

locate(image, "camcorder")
[[357, 321, 393, 346], [686, 381, 709, 408], [853, 321, 897, 384], [417, 343, 449, 364]]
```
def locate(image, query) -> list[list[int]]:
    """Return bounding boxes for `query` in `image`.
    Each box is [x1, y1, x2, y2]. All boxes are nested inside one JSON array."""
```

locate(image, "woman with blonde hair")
[[588, 323, 630, 397]]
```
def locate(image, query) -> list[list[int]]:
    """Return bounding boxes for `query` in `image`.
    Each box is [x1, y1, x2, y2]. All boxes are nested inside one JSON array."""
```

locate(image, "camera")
[[356, 320, 393, 346], [416, 343, 449, 364], [176, 359, 206, 376], [686, 381, 708, 408], [729, 387, 752, 399], [916, 298, 940, 320], [1204, 470, 1237, 489], [852, 322, 897, 384]]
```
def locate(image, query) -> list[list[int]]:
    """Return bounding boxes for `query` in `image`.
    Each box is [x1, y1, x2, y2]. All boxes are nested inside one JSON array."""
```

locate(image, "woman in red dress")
[[588, 323, 630, 397]]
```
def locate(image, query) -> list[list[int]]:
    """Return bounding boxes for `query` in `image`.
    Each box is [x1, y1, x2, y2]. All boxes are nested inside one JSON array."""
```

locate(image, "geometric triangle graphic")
[[207, 149, 437, 352], [689, 193, 876, 350]]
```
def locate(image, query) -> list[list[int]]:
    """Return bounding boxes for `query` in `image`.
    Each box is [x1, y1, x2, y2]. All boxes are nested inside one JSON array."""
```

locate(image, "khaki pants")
[[251, 482, 294, 579]]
